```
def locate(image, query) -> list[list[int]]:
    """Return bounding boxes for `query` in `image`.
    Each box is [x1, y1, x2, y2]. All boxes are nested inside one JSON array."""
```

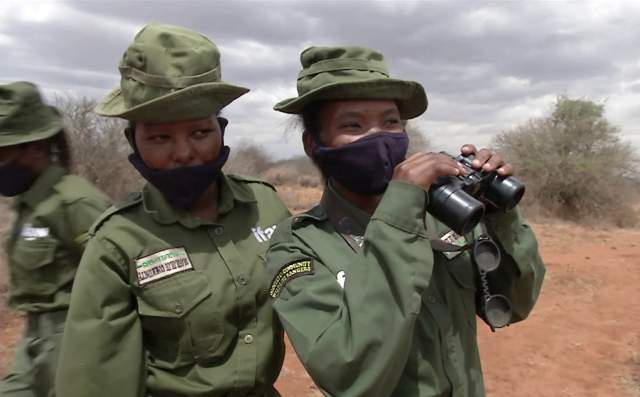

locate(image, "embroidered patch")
[[269, 259, 314, 298], [440, 230, 468, 260], [135, 247, 193, 286], [252, 224, 277, 243], [20, 224, 50, 241]]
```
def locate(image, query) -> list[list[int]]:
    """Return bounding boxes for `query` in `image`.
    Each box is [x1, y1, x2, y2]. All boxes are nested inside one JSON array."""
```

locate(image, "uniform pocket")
[[10, 237, 65, 296], [135, 271, 225, 368], [12, 237, 57, 270]]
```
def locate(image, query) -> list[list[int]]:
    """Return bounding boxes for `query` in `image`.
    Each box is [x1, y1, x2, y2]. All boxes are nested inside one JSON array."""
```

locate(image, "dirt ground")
[[1, 197, 639, 396]]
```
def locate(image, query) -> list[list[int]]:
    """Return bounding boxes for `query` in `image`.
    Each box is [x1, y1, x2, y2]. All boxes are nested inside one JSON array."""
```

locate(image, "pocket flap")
[[135, 272, 211, 318], [446, 253, 476, 290], [11, 237, 58, 270]]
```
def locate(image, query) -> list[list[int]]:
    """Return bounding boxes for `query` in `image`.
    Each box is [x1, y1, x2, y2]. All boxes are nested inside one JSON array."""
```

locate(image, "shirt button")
[[238, 276, 248, 286], [214, 226, 224, 235], [243, 334, 254, 344], [175, 303, 183, 314], [427, 295, 437, 304]]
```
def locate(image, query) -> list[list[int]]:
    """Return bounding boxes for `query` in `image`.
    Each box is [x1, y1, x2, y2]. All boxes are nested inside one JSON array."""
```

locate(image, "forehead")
[[320, 99, 399, 119], [137, 116, 217, 134]]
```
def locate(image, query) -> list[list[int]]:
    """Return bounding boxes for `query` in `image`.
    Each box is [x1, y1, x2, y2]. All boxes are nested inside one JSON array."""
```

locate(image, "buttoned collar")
[[141, 173, 256, 228], [15, 165, 65, 210]]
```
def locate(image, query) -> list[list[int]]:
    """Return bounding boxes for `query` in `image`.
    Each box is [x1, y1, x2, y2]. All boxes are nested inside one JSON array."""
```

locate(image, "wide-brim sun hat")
[[274, 46, 428, 119], [0, 81, 62, 148], [95, 22, 248, 123]]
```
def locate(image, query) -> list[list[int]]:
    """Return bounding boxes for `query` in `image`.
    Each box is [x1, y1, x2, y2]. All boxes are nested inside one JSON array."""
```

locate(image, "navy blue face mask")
[[128, 117, 230, 211], [312, 131, 409, 195], [0, 159, 37, 197]]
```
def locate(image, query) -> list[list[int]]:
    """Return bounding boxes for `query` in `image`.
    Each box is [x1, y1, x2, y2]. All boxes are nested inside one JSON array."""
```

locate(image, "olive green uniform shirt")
[[266, 181, 545, 397], [5, 165, 110, 313], [56, 175, 290, 397]]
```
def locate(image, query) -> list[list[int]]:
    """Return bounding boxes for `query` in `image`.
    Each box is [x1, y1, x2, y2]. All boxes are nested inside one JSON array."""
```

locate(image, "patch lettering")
[[269, 259, 314, 298], [252, 224, 277, 243], [135, 247, 193, 286], [440, 230, 468, 260], [21, 224, 50, 241]]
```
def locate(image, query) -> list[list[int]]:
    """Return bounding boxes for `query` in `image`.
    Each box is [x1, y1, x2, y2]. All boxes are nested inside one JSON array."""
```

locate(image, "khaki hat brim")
[[0, 106, 62, 148], [274, 79, 428, 119], [95, 82, 249, 123]]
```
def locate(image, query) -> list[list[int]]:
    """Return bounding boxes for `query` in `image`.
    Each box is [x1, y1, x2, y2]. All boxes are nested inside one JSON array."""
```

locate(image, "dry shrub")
[[262, 156, 322, 188], [494, 96, 639, 227], [224, 142, 272, 177], [54, 95, 143, 200]]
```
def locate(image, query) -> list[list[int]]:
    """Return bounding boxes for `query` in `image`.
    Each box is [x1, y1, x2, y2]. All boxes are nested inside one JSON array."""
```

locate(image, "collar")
[[319, 180, 371, 237], [15, 165, 66, 210], [142, 173, 256, 228]]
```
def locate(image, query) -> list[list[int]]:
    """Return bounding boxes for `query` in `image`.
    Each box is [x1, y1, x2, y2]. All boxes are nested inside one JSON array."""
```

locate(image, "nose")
[[172, 136, 195, 166]]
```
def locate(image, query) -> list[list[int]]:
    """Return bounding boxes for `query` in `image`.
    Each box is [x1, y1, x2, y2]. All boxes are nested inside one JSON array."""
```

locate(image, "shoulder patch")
[[227, 174, 277, 191], [89, 192, 143, 235], [269, 258, 314, 298]]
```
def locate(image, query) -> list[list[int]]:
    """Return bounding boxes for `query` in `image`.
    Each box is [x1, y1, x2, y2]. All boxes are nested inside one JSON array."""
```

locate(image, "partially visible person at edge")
[[265, 46, 546, 397], [0, 81, 111, 397], [55, 23, 290, 397]]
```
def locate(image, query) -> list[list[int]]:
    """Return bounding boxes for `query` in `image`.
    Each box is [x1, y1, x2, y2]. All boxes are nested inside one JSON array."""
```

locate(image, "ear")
[[302, 131, 315, 158]]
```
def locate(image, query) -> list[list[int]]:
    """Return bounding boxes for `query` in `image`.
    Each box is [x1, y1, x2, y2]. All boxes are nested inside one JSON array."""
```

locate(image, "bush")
[[494, 96, 639, 226], [224, 142, 273, 177], [54, 96, 143, 200]]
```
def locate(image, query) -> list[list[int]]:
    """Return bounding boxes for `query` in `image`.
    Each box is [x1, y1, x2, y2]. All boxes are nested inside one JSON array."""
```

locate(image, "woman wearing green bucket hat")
[[56, 23, 290, 397], [266, 46, 545, 396], [0, 81, 111, 397]]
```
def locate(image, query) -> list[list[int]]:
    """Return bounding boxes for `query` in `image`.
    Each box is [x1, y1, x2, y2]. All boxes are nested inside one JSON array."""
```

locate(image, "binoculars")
[[427, 153, 525, 235]]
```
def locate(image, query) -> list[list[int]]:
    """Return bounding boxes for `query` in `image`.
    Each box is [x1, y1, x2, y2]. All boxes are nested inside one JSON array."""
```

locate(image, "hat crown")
[[118, 23, 224, 109], [0, 81, 61, 146], [296, 46, 390, 96]]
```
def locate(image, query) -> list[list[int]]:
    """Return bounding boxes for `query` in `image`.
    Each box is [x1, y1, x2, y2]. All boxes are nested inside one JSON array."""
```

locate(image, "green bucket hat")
[[95, 23, 249, 123], [0, 81, 62, 148], [274, 46, 427, 119]]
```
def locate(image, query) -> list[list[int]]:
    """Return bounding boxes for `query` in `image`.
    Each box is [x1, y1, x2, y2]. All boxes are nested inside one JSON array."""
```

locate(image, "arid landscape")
[[1, 189, 639, 397]]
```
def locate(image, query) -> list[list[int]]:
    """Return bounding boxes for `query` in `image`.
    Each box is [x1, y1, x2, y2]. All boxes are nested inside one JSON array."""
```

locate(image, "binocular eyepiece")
[[427, 153, 525, 235]]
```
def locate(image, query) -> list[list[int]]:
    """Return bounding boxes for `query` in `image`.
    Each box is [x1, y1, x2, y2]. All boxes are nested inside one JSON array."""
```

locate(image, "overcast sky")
[[1, 0, 639, 159]]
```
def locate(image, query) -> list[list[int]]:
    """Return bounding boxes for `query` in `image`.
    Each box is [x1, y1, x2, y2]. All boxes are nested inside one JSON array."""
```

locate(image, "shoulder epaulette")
[[89, 192, 142, 235], [227, 174, 277, 191]]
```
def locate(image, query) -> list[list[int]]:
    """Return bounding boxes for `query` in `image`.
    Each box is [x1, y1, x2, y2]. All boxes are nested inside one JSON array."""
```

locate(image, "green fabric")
[[0, 311, 67, 397], [95, 23, 248, 122], [274, 46, 428, 119], [56, 174, 291, 397], [5, 165, 111, 313], [0, 82, 62, 147], [266, 181, 546, 396]]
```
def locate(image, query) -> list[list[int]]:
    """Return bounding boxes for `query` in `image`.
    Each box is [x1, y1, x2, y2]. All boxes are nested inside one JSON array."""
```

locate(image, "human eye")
[[147, 134, 170, 144], [191, 129, 214, 139], [384, 117, 401, 127]]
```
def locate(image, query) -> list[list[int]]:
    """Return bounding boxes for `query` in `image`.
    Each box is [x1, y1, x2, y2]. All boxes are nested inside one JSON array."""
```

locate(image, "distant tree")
[[494, 95, 639, 226], [54, 95, 142, 200], [405, 120, 431, 155], [224, 141, 272, 176]]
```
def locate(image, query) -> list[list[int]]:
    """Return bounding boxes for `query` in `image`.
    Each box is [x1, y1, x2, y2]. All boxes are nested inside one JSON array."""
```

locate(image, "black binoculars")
[[427, 153, 525, 235]]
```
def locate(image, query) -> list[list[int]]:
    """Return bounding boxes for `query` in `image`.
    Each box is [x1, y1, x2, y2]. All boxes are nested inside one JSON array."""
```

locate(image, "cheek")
[[195, 134, 222, 162]]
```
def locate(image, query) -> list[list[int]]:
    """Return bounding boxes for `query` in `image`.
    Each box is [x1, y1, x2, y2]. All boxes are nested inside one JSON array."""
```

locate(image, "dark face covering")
[[128, 117, 230, 211], [0, 159, 36, 197], [129, 147, 230, 211], [312, 131, 409, 195]]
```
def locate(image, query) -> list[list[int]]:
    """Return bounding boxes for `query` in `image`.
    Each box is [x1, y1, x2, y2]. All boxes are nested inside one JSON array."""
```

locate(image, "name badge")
[[135, 247, 193, 286]]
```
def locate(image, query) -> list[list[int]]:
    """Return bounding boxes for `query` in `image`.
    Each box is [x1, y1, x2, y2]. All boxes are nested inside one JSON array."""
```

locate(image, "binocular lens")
[[428, 182, 485, 235], [472, 238, 501, 272], [485, 294, 512, 329], [486, 175, 525, 211]]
